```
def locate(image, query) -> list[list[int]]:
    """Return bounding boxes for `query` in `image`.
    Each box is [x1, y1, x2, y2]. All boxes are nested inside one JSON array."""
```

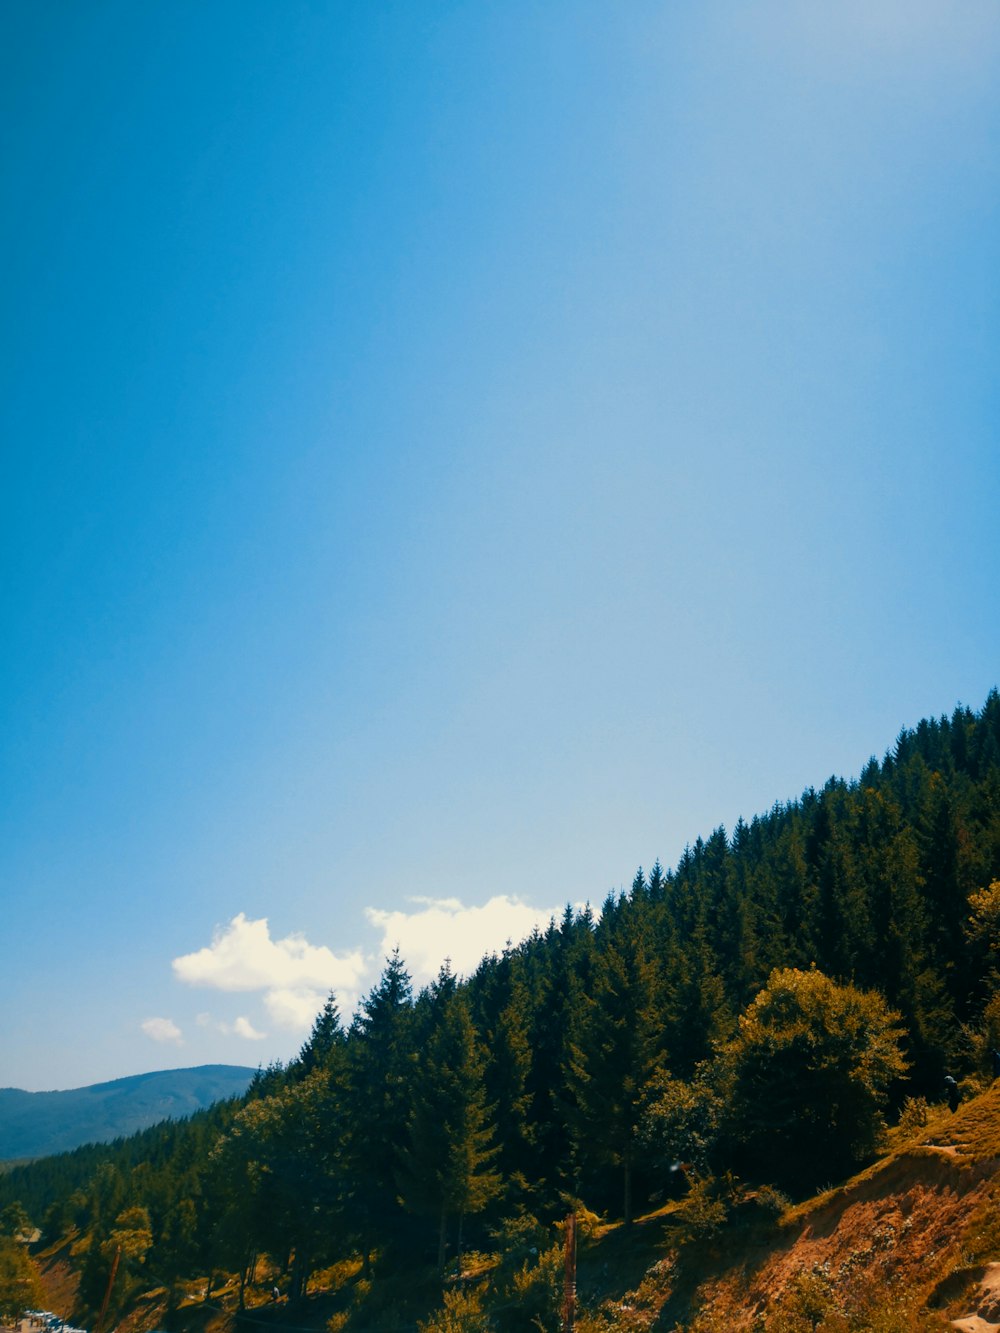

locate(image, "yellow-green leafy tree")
[[719, 966, 908, 1189]]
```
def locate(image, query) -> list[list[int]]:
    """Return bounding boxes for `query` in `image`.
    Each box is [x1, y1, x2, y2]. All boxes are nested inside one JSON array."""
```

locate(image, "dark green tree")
[[568, 931, 667, 1223], [294, 992, 345, 1078], [398, 979, 500, 1270], [344, 950, 416, 1269], [0, 1203, 30, 1239], [487, 967, 536, 1199], [521, 909, 595, 1208]]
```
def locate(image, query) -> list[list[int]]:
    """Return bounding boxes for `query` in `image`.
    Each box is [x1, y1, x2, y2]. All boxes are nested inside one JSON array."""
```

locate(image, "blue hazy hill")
[[0, 1065, 256, 1161]]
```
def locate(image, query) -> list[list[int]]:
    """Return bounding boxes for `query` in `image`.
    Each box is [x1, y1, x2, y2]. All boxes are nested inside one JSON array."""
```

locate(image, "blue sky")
[[2, 1, 998, 1091]]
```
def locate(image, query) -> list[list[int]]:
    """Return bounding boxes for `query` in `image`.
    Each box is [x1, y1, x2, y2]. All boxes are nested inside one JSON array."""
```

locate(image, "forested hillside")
[[0, 1067, 256, 1162], [2, 694, 999, 1331]]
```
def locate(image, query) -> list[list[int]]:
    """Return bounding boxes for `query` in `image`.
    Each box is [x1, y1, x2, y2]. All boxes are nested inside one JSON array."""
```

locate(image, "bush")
[[417, 1285, 493, 1333], [500, 1243, 563, 1333], [897, 1096, 929, 1135], [719, 968, 908, 1189], [491, 1212, 549, 1273], [640, 1071, 721, 1175], [556, 1200, 603, 1243], [672, 1176, 730, 1246], [756, 1270, 930, 1332], [767, 1271, 840, 1331], [753, 1184, 791, 1219]]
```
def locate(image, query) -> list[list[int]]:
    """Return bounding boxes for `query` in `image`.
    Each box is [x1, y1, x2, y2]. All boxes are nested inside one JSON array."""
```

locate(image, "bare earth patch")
[[951, 1262, 1000, 1332], [33, 1243, 79, 1320], [690, 1151, 998, 1329]]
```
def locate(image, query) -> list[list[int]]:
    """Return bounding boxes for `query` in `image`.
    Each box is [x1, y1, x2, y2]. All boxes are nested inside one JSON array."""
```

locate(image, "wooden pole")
[[95, 1247, 122, 1333], [562, 1211, 577, 1333]]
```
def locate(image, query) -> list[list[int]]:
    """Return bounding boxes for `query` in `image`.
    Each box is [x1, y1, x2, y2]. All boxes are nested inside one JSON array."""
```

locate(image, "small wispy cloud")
[[219, 1015, 267, 1041], [141, 1017, 183, 1045]]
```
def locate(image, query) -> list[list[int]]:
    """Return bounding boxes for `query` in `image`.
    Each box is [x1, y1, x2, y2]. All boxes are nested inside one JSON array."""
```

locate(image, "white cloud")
[[173, 914, 368, 1033], [171, 900, 572, 1035], [264, 987, 328, 1032], [219, 1015, 267, 1041], [141, 1017, 183, 1045], [365, 894, 561, 985], [174, 913, 366, 992]]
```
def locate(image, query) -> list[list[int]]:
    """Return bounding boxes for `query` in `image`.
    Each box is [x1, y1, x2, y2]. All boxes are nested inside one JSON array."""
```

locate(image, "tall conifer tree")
[[345, 950, 415, 1268], [568, 932, 667, 1223], [398, 979, 500, 1270]]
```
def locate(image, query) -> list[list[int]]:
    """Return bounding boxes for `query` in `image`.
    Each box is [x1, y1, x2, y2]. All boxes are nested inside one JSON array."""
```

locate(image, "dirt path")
[[952, 1262, 1000, 1332]]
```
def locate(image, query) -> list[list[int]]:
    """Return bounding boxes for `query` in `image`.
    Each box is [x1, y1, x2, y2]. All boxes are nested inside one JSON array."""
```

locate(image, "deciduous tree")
[[719, 967, 907, 1188]]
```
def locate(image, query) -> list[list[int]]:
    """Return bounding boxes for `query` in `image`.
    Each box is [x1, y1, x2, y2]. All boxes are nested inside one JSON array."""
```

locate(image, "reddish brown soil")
[[34, 1244, 79, 1321], [682, 1149, 999, 1329]]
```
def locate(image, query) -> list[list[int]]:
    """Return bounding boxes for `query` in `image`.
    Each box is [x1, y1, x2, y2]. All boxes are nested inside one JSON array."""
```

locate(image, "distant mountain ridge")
[[0, 1064, 256, 1161]]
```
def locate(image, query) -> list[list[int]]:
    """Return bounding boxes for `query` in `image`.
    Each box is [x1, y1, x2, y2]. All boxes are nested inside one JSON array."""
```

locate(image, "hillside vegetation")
[[3, 693, 999, 1330], [0, 1067, 256, 1162]]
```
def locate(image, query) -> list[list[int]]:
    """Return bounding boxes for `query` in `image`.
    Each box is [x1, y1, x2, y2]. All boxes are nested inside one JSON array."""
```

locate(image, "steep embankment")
[[691, 1147, 996, 1328], [590, 1083, 1000, 1330], [34, 1239, 79, 1321]]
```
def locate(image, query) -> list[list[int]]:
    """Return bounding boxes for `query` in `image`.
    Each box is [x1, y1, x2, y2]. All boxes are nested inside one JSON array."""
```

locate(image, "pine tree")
[[647, 859, 667, 902], [568, 931, 667, 1223], [522, 910, 595, 1206], [471, 950, 536, 1201], [344, 950, 416, 1268], [295, 993, 345, 1077], [397, 981, 500, 1271]]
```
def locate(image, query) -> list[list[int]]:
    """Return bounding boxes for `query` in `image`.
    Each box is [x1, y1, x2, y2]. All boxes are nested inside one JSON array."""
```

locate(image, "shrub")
[[897, 1096, 929, 1135], [417, 1285, 493, 1333], [753, 1184, 791, 1219], [491, 1212, 549, 1273], [672, 1176, 730, 1246], [719, 968, 908, 1189], [640, 1071, 721, 1175], [500, 1243, 563, 1333]]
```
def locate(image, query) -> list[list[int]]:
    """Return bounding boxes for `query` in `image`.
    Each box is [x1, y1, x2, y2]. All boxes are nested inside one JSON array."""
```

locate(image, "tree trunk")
[[623, 1156, 633, 1226], [437, 1209, 448, 1272], [291, 1250, 309, 1301]]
